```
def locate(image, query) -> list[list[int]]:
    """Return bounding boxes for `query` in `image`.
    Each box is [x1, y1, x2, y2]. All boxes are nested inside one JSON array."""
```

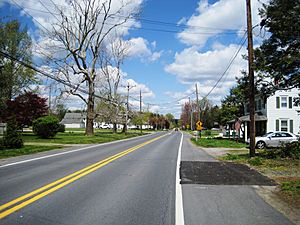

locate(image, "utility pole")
[[195, 83, 200, 122], [125, 83, 136, 134], [246, 0, 256, 157], [125, 83, 130, 135], [48, 83, 52, 114], [189, 97, 193, 130], [139, 89, 142, 133]]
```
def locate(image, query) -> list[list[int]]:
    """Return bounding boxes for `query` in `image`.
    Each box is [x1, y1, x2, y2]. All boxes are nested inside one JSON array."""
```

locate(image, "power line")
[[10, 1, 245, 36], [14, 0, 244, 32], [203, 33, 248, 99], [0, 50, 116, 104]]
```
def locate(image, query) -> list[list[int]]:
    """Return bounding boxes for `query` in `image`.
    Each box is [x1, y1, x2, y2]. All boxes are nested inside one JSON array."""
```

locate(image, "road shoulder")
[[180, 134, 296, 225], [195, 141, 299, 225]]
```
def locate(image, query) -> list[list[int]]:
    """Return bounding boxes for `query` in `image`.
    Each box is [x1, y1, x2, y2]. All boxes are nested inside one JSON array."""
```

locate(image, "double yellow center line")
[[0, 133, 168, 219]]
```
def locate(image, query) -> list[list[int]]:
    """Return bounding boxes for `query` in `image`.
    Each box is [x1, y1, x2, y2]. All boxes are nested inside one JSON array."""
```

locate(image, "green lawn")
[[191, 137, 246, 148], [22, 130, 146, 144], [0, 145, 63, 159]]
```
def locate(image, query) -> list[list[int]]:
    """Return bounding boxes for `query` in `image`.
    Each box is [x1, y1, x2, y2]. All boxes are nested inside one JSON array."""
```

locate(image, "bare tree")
[[47, 0, 139, 135], [99, 37, 129, 132]]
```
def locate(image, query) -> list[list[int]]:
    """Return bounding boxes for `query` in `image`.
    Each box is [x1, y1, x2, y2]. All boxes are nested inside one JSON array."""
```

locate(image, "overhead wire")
[[0, 50, 117, 104], [203, 32, 248, 99], [11, 1, 245, 35], [7, 0, 252, 113]]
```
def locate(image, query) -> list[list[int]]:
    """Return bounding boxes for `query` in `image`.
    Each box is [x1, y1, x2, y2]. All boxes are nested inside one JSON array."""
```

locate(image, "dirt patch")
[[200, 147, 248, 157], [180, 161, 276, 185]]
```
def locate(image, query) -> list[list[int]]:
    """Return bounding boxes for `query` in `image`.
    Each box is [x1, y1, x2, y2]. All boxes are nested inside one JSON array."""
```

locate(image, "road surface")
[[0, 131, 294, 224]]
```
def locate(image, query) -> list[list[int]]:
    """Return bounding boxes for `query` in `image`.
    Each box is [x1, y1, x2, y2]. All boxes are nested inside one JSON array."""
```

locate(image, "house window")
[[276, 119, 294, 133], [281, 96, 287, 108], [281, 120, 288, 132]]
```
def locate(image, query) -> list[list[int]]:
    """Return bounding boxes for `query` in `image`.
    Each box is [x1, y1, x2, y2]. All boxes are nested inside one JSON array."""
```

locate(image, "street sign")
[[196, 121, 203, 131]]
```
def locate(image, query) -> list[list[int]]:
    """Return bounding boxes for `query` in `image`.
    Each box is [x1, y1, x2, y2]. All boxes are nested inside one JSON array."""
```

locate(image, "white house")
[[61, 113, 86, 128], [229, 88, 300, 141], [266, 88, 300, 134], [61, 113, 103, 128]]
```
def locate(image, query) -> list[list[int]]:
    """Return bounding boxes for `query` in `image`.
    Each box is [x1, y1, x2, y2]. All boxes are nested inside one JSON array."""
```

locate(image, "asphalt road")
[[0, 131, 294, 225], [0, 131, 179, 225]]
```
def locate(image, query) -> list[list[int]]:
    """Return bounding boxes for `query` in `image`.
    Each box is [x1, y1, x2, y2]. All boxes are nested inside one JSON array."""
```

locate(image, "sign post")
[[196, 121, 203, 140]]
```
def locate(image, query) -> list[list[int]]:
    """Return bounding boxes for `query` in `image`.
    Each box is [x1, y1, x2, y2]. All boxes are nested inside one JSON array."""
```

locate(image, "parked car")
[[100, 124, 110, 129], [247, 131, 299, 149]]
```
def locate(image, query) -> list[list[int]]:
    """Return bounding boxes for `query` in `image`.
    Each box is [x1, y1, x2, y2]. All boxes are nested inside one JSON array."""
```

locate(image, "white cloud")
[[127, 37, 163, 62], [165, 44, 247, 103], [177, 0, 267, 47], [120, 78, 155, 99], [8, 0, 143, 61]]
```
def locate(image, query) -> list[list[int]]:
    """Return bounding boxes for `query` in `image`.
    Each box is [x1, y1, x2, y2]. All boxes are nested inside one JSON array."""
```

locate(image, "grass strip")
[[191, 137, 246, 148], [22, 131, 146, 144], [0, 145, 64, 159]]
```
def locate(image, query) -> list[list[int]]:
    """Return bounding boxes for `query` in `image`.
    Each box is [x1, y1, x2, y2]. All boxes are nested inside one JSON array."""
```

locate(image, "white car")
[[100, 124, 110, 129], [248, 131, 299, 149]]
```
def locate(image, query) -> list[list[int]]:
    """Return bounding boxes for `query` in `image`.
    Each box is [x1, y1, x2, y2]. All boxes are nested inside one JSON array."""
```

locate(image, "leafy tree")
[[165, 113, 175, 128], [219, 103, 240, 126], [33, 116, 60, 138], [54, 103, 68, 121], [254, 0, 300, 97], [203, 105, 220, 129], [219, 76, 248, 125], [0, 20, 35, 104], [3, 92, 48, 127], [2, 117, 23, 149], [180, 102, 194, 130], [148, 113, 168, 130]]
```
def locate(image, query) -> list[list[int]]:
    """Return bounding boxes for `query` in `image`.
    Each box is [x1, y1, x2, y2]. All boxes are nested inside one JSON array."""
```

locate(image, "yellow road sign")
[[196, 121, 203, 131]]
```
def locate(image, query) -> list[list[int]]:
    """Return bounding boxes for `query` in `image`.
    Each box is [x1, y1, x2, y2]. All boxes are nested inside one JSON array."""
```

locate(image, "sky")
[[0, 0, 268, 118]]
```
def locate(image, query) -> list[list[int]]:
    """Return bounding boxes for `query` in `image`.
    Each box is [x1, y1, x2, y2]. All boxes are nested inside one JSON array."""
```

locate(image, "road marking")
[[0, 133, 169, 219], [0, 132, 157, 168], [176, 132, 185, 225]]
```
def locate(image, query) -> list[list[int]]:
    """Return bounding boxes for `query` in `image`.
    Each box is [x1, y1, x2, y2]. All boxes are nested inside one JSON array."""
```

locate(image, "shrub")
[[57, 124, 65, 133], [248, 157, 263, 166], [3, 118, 23, 149], [204, 130, 212, 136], [33, 116, 60, 138], [261, 141, 300, 159], [224, 154, 241, 160]]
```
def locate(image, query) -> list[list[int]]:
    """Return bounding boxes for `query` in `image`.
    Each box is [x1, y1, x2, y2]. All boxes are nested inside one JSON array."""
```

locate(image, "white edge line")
[[176, 131, 185, 225], [0, 132, 158, 168]]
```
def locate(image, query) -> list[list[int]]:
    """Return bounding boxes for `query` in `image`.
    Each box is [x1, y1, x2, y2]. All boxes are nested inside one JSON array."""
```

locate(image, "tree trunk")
[[113, 122, 117, 133], [85, 82, 94, 136], [122, 123, 126, 133]]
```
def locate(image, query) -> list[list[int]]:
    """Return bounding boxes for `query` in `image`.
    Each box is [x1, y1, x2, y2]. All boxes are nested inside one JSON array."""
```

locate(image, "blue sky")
[[0, 0, 267, 118]]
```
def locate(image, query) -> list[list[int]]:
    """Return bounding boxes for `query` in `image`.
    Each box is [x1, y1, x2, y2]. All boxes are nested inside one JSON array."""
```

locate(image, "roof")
[[228, 114, 268, 123], [61, 113, 86, 124]]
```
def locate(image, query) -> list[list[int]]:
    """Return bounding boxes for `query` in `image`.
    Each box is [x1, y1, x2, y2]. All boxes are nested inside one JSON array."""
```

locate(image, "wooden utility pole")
[[125, 83, 130, 134], [195, 83, 200, 122], [140, 90, 142, 133], [246, 0, 256, 157], [48, 83, 52, 114], [189, 97, 193, 130]]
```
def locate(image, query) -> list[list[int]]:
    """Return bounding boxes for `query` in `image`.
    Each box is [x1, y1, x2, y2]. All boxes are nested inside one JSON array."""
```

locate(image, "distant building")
[[61, 113, 86, 128], [228, 88, 300, 141]]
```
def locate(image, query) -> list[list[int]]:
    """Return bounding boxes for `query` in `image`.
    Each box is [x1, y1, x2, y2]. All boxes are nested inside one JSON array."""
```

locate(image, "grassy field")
[[22, 130, 146, 144], [0, 130, 147, 158], [220, 152, 300, 209], [191, 137, 246, 148], [0, 145, 63, 159]]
